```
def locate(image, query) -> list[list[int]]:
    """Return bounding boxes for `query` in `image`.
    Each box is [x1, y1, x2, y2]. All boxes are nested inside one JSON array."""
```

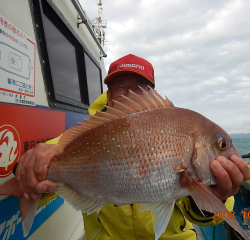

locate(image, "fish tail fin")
[[0, 178, 40, 237], [20, 197, 40, 237], [0, 177, 22, 198], [182, 175, 249, 240]]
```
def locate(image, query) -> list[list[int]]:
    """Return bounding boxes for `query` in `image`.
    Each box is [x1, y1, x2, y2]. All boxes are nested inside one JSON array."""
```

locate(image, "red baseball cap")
[[104, 54, 155, 87]]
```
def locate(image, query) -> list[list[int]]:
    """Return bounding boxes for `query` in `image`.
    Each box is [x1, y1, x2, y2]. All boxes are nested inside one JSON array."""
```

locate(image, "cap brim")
[[104, 69, 155, 86]]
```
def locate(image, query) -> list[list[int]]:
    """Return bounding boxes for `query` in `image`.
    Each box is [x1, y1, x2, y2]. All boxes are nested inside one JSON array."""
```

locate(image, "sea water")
[[232, 138, 250, 163]]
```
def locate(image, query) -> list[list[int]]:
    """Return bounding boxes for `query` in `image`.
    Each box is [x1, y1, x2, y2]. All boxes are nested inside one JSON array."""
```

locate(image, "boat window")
[[31, 0, 103, 113], [43, 15, 81, 103], [85, 53, 102, 105]]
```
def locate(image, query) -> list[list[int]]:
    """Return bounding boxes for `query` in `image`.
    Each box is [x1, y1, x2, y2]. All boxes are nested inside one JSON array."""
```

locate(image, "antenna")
[[91, 0, 107, 47]]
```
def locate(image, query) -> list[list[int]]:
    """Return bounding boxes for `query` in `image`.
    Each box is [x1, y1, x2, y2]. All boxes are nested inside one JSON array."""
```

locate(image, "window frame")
[[30, 0, 103, 113]]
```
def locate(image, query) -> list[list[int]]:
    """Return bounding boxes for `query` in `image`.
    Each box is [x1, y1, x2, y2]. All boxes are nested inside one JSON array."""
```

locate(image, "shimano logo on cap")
[[117, 64, 144, 70]]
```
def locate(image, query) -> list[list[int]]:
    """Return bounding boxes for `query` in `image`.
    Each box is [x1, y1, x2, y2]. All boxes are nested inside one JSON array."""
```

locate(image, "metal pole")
[[71, 0, 107, 57]]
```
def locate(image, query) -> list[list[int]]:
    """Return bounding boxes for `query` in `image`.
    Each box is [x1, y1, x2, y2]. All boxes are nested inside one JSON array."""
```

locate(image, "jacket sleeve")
[[88, 91, 108, 115], [179, 196, 234, 226], [38, 135, 62, 207]]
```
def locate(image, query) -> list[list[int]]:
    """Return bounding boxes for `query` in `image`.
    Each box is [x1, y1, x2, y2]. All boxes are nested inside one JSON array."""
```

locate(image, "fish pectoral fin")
[[139, 201, 175, 240], [56, 183, 105, 215], [20, 197, 40, 237], [184, 177, 249, 240]]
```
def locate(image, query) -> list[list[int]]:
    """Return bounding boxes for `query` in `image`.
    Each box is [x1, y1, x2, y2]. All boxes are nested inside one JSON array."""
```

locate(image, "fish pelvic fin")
[[0, 177, 22, 198], [56, 183, 105, 215], [57, 88, 174, 151], [140, 201, 175, 240], [20, 197, 40, 237], [182, 175, 249, 240]]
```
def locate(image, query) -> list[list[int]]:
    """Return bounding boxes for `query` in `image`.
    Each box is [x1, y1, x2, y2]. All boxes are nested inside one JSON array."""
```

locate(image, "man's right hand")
[[15, 143, 60, 200]]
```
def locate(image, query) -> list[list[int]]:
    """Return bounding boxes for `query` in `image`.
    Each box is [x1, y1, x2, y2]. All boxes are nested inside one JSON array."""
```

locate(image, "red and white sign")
[[0, 125, 20, 177], [0, 103, 65, 180]]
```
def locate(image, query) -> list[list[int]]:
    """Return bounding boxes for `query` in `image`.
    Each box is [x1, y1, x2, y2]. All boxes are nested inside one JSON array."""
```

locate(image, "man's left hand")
[[210, 155, 250, 201]]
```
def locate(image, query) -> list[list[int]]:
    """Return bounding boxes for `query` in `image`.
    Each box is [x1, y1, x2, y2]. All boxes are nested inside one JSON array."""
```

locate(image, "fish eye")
[[216, 137, 229, 151]]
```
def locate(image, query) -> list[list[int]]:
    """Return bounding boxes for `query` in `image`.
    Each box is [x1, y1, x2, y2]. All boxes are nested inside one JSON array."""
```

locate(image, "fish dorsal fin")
[[89, 114, 112, 123], [128, 90, 153, 110], [112, 100, 137, 114], [58, 123, 91, 151], [121, 95, 146, 111], [140, 87, 161, 108], [84, 118, 103, 126], [106, 105, 128, 116], [95, 111, 120, 120], [58, 88, 174, 151], [148, 86, 174, 107], [165, 95, 175, 107]]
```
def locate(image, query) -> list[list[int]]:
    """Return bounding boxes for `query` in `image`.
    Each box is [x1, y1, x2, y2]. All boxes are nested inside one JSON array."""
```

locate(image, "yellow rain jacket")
[[39, 92, 234, 239]]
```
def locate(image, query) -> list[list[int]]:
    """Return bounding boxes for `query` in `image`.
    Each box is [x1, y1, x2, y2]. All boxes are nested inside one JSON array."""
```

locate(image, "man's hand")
[[210, 155, 250, 201], [15, 143, 60, 200]]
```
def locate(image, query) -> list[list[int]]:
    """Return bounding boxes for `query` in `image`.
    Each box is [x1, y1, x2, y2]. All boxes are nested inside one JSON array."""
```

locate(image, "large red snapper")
[[0, 87, 248, 239]]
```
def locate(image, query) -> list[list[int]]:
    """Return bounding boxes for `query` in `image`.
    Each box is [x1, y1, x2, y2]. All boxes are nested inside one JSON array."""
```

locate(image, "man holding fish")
[[11, 54, 250, 239]]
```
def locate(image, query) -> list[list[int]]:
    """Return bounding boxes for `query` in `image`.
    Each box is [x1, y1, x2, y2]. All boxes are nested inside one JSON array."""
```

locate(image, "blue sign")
[[0, 195, 64, 240]]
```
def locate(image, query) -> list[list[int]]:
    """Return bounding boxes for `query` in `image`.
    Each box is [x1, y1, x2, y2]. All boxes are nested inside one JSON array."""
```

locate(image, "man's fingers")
[[34, 145, 59, 182], [230, 155, 250, 181], [15, 159, 25, 196], [25, 165, 39, 190], [217, 156, 243, 186], [22, 144, 59, 195], [36, 180, 59, 193], [21, 149, 39, 196], [210, 155, 245, 201], [14, 143, 59, 199], [211, 160, 232, 193], [15, 150, 33, 198]]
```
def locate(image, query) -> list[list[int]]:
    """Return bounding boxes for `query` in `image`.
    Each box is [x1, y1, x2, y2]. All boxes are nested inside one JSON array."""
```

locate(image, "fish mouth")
[[232, 145, 241, 158]]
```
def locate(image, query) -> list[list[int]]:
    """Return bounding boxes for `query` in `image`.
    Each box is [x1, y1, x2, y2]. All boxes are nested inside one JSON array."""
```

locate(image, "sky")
[[79, 0, 250, 134]]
